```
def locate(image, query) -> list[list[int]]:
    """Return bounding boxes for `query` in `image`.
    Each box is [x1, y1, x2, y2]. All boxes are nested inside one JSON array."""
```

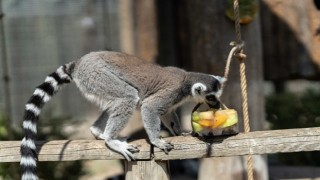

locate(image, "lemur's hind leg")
[[90, 111, 108, 140], [103, 99, 139, 161]]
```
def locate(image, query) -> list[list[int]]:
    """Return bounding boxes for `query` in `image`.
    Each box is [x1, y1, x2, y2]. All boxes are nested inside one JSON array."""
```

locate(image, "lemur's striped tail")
[[20, 62, 74, 180]]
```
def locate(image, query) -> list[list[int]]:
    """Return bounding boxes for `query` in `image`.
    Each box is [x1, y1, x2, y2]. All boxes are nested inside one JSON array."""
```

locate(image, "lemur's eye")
[[206, 95, 217, 101]]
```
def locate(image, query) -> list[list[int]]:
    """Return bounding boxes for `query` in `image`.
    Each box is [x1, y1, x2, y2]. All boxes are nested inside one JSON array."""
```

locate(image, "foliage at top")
[[266, 89, 320, 129]]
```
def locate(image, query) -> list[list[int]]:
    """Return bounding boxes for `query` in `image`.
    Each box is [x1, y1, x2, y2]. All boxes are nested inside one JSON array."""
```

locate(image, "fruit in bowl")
[[192, 109, 238, 133]]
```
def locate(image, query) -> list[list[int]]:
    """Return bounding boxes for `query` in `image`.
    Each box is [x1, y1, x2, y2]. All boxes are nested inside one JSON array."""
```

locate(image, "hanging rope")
[[221, 0, 254, 179], [233, 0, 254, 179]]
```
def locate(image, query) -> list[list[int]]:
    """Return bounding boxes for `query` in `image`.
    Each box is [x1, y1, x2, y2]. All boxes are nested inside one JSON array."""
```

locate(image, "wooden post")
[[125, 160, 170, 180]]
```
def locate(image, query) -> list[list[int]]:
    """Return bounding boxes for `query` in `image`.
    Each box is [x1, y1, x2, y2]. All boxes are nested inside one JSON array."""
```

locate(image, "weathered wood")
[[125, 160, 169, 180], [153, 127, 320, 160], [1, 127, 320, 162], [0, 139, 150, 162]]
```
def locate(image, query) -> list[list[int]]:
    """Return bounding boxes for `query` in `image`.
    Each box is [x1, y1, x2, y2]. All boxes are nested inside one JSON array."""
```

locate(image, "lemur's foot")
[[181, 131, 192, 136], [153, 139, 174, 154], [106, 139, 139, 161], [126, 143, 140, 153]]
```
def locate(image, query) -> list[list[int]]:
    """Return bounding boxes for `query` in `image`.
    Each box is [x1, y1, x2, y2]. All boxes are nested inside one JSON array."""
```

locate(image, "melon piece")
[[197, 111, 215, 128], [199, 111, 215, 120], [192, 109, 237, 131], [198, 119, 213, 128], [191, 112, 200, 122], [218, 109, 238, 128], [192, 122, 203, 132], [211, 113, 228, 128]]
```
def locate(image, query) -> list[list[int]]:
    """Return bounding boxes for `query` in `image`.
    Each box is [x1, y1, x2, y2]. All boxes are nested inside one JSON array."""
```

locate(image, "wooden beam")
[[0, 139, 151, 162], [154, 127, 320, 160], [1, 127, 320, 162]]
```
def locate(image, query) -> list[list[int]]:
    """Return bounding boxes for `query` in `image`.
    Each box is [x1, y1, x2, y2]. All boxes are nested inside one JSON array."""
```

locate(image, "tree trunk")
[[175, 0, 267, 179], [261, 0, 320, 80]]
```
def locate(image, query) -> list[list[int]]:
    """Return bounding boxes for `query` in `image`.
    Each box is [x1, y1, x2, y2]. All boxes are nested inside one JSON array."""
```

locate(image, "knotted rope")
[[220, 0, 254, 179]]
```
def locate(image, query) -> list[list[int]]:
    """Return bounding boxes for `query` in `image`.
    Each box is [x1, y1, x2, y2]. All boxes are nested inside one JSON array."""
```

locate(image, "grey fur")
[[68, 51, 223, 160]]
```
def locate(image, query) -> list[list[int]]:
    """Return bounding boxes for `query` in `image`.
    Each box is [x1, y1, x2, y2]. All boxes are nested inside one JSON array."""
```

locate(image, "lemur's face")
[[191, 75, 225, 108], [205, 94, 220, 109], [205, 76, 225, 108]]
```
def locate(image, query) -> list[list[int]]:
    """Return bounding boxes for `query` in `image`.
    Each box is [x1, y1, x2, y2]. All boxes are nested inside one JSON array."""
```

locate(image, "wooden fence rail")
[[1, 127, 320, 162]]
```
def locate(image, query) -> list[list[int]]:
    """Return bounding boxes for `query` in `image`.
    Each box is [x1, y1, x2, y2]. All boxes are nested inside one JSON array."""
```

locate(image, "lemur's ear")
[[213, 75, 226, 84], [191, 83, 207, 96]]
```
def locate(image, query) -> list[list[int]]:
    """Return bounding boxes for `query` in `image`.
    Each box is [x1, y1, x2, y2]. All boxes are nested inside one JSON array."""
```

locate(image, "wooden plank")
[[1, 127, 320, 162], [153, 127, 320, 160], [0, 139, 150, 162], [125, 160, 169, 180]]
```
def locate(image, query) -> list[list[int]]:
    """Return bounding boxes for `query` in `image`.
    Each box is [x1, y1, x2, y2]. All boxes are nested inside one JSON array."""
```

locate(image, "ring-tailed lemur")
[[20, 51, 225, 180]]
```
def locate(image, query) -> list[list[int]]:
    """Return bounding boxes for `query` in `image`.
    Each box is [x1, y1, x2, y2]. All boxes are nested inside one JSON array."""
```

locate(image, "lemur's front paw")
[[163, 142, 174, 154], [154, 139, 174, 154]]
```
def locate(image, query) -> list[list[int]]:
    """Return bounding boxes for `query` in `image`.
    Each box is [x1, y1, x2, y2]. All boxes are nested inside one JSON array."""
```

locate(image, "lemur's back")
[[73, 51, 187, 100]]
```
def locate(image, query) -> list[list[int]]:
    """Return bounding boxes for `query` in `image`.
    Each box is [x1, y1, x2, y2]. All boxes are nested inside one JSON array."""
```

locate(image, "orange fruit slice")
[[211, 113, 228, 128], [198, 119, 213, 128]]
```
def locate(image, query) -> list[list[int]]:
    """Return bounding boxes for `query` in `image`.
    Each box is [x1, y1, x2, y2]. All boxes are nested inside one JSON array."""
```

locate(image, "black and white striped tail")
[[20, 63, 74, 180]]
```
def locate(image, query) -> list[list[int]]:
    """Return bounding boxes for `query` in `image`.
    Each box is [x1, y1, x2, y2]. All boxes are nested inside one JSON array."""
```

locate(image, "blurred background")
[[0, 0, 320, 179]]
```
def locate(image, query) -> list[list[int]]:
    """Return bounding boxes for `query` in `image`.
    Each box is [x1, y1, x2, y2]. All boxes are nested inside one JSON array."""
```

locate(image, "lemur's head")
[[191, 75, 226, 108]]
